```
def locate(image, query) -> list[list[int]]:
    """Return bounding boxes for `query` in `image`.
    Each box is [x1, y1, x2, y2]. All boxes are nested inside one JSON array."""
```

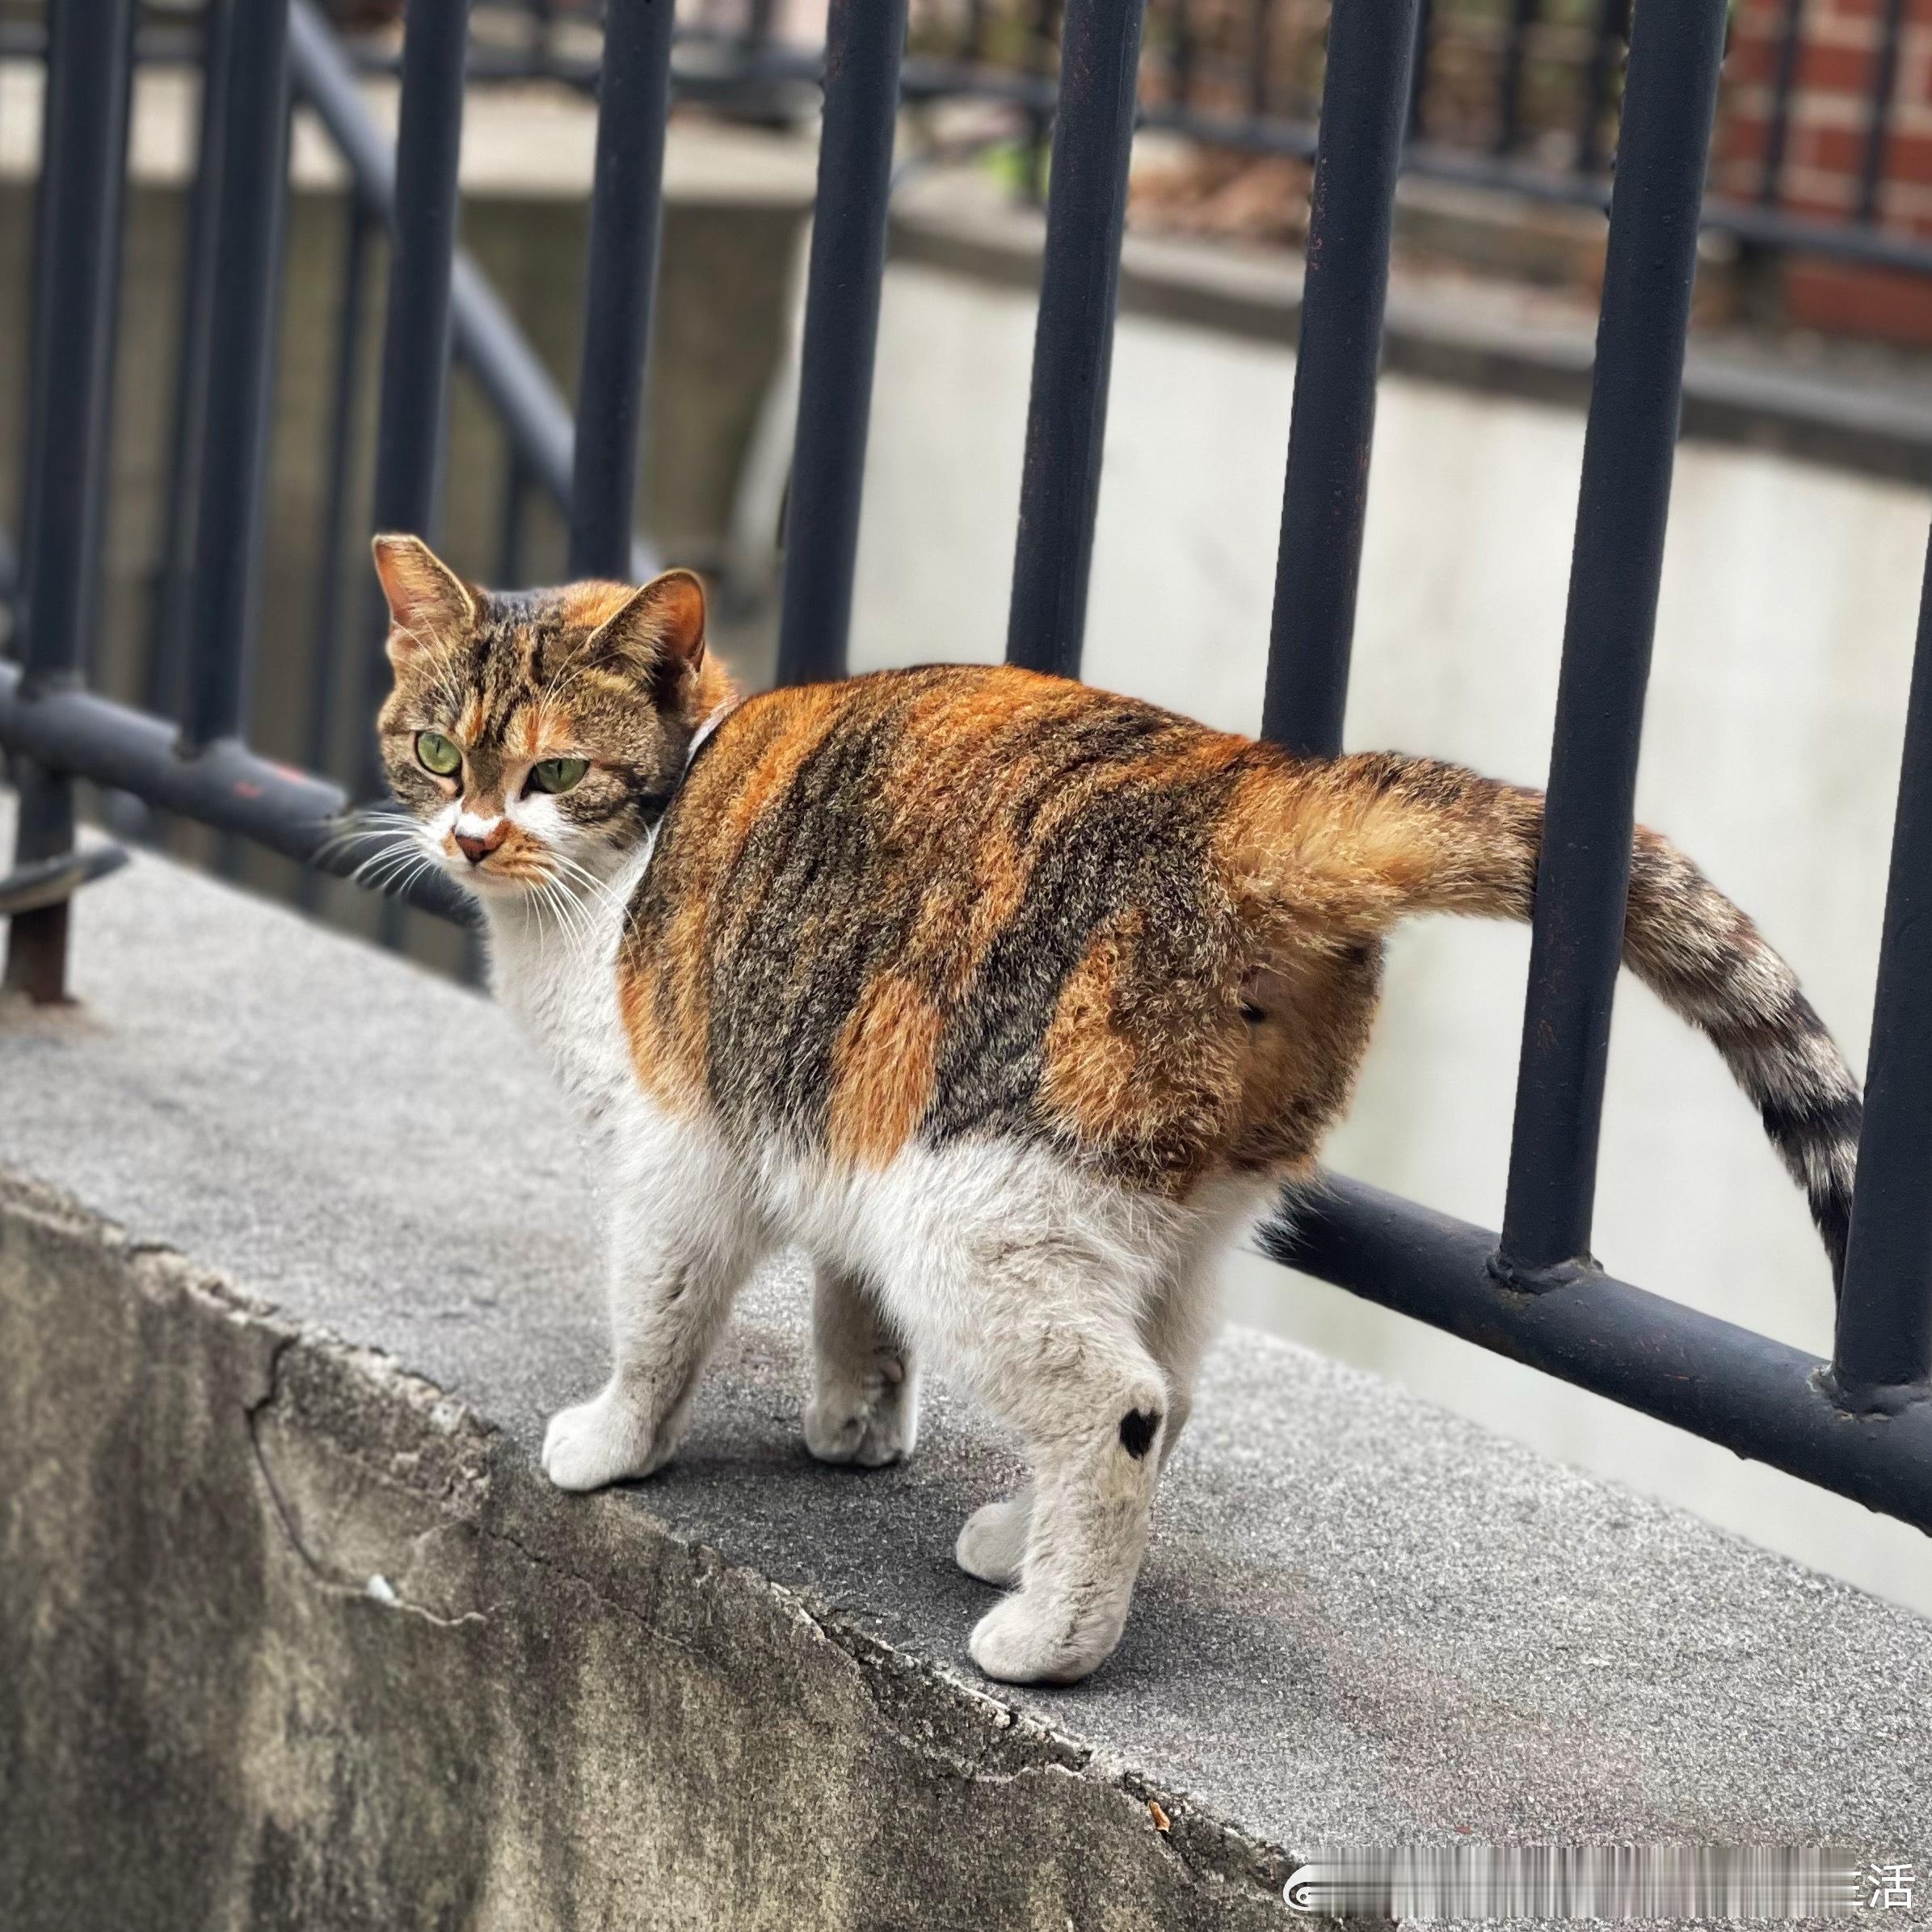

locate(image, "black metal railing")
[[2, 0, 1930, 1534], [426, 0, 1932, 289]]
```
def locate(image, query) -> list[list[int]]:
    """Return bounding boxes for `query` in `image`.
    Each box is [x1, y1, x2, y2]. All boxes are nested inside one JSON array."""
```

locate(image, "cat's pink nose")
[[454, 821, 507, 865]]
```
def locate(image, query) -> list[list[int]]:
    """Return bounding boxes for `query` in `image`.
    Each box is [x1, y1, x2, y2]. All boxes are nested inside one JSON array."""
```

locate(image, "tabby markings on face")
[[372, 535, 730, 899]]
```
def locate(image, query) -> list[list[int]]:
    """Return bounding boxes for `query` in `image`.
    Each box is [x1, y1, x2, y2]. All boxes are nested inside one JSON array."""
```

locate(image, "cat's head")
[[371, 533, 733, 899]]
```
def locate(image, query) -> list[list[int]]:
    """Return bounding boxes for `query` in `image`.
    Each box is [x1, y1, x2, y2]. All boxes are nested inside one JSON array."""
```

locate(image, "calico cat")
[[369, 533, 1862, 1686]]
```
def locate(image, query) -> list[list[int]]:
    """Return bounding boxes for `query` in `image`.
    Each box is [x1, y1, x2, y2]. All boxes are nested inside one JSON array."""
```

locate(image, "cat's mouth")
[[441, 829, 545, 890]]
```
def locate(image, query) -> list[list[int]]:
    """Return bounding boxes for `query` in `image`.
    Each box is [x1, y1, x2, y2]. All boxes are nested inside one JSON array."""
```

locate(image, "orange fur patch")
[[826, 974, 943, 1166]]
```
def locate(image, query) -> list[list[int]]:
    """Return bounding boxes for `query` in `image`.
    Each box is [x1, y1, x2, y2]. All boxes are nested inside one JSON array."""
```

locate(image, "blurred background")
[[4, 0, 1931, 1614]]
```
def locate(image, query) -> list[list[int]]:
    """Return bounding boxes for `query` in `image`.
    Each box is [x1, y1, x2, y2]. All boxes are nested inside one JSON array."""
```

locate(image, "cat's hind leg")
[[894, 1202, 1168, 1682], [963, 1290, 1169, 1685], [954, 1483, 1033, 1588], [1137, 1238, 1227, 1476], [802, 1263, 919, 1467], [953, 1243, 1219, 1589], [543, 1143, 764, 1492]]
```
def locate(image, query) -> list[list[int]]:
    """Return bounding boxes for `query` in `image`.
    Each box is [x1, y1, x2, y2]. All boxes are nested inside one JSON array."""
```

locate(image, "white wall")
[[849, 260, 1932, 1615]]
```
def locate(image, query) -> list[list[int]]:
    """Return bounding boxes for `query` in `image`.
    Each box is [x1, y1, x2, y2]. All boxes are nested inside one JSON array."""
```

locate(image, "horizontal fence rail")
[[0, 0, 1928, 1540]]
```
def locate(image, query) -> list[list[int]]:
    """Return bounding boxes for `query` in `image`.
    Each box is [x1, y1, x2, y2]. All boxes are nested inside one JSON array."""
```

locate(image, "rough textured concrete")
[[3, 810, 1931, 1929]]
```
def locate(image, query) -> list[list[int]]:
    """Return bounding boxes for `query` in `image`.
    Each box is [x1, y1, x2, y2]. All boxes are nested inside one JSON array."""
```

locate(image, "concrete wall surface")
[[3, 800, 1930, 1929]]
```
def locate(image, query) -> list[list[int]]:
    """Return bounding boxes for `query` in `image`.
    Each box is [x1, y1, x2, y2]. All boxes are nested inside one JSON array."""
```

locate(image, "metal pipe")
[[364, 0, 473, 549], [286, 0, 651, 580], [1407, 0, 1434, 143], [966, 0, 990, 63], [182, 0, 292, 751], [1260, 0, 1420, 756], [1573, 0, 1626, 179], [360, 0, 476, 804], [1498, 0, 1729, 1276], [4, 0, 136, 1003], [0, 664, 473, 926], [568, 0, 676, 581], [1169, 0, 1197, 111], [1760, 0, 1808, 208], [1264, 1175, 1932, 1534], [82, 0, 137, 687], [1023, 0, 1059, 205], [1859, 0, 1907, 225], [1494, 0, 1538, 158], [498, 450, 533, 589], [1831, 527, 1932, 1406], [148, 0, 236, 721], [305, 202, 373, 785], [1004, 0, 1147, 680], [772, 0, 907, 687]]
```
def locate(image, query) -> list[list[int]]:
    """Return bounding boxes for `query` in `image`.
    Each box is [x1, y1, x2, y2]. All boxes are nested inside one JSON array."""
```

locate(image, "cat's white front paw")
[[954, 1489, 1032, 1587], [541, 1383, 670, 1492], [802, 1357, 918, 1468], [969, 1589, 1122, 1686]]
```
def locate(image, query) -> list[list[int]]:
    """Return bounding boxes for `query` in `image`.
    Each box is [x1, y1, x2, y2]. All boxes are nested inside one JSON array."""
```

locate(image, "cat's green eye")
[[529, 756, 589, 796], [415, 730, 461, 777]]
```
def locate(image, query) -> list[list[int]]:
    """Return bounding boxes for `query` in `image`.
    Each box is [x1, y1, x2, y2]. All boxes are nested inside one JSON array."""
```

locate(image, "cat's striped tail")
[[1299, 752, 1863, 1290]]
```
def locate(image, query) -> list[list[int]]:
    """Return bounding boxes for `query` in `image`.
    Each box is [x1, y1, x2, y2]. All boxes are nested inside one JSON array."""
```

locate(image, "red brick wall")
[[1720, 0, 1932, 343]]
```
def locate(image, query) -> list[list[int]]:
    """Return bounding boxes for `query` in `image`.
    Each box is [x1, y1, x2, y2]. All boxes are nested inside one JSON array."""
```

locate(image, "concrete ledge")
[[890, 170, 1932, 487], [0, 1177, 1273, 1929], [4, 806, 1931, 1927]]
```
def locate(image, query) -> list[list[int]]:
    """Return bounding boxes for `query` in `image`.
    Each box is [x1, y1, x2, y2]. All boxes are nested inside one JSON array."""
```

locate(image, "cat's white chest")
[[484, 890, 636, 1133]]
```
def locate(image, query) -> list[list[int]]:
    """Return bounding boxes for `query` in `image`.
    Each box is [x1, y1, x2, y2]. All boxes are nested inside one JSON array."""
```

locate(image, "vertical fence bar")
[[742, 0, 777, 53], [2, 0, 136, 1002], [1248, 0, 1270, 120], [1859, 0, 1906, 224], [568, 0, 676, 581], [361, 0, 477, 795], [360, 0, 475, 952], [302, 204, 375, 814], [1169, 0, 1198, 109], [1004, 0, 1147, 680], [1494, 0, 1538, 156], [1407, 0, 1434, 141], [771, 0, 907, 687], [181, 0, 292, 750], [529, 0, 557, 67], [148, 0, 235, 722], [1496, 0, 1729, 1277], [1573, 0, 1627, 178], [1829, 531, 1932, 1403], [1760, 0, 1806, 207], [1260, 0, 1419, 757], [1024, 0, 1059, 203], [82, 0, 137, 681], [498, 450, 533, 588], [10, 0, 74, 663]]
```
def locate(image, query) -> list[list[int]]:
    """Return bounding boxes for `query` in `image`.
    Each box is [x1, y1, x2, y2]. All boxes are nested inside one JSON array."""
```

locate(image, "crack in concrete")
[[3, 1171, 1290, 1912], [244, 1336, 501, 1631]]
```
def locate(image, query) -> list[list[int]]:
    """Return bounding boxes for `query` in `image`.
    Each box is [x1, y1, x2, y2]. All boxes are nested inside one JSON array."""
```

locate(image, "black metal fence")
[[2, 0, 1930, 1534], [424, 0, 1932, 285]]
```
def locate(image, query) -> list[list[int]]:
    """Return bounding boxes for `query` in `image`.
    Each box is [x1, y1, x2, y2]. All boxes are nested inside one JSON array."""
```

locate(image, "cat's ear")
[[371, 534, 476, 666], [584, 569, 708, 701]]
